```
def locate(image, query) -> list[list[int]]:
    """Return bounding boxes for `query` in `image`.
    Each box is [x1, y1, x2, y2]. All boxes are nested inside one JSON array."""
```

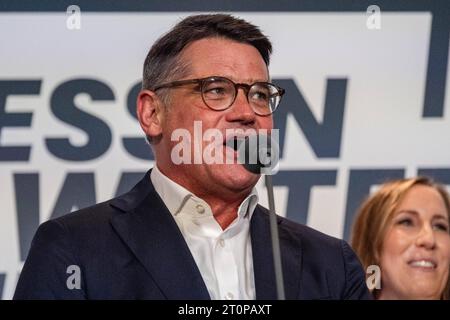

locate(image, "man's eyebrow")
[[221, 75, 269, 83]]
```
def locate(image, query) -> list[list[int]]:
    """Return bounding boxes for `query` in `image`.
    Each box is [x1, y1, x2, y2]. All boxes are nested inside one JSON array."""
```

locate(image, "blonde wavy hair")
[[351, 176, 450, 299]]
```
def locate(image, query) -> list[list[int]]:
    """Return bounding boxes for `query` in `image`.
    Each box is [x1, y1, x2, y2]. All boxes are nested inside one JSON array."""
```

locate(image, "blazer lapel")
[[109, 171, 210, 299], [251, 205, 302, 299]]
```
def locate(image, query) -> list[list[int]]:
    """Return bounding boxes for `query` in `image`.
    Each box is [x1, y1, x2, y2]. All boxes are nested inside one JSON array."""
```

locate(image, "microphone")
[[237, 133, 279, 175], [234, 133, 285, 300]]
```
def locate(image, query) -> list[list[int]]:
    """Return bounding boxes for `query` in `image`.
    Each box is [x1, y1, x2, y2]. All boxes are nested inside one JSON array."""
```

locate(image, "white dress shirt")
[[150, 165, 258, 300]]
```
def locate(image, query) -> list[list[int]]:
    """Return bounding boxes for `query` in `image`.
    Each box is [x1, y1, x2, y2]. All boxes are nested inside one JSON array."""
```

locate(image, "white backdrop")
[[1, 9, 449, 299]]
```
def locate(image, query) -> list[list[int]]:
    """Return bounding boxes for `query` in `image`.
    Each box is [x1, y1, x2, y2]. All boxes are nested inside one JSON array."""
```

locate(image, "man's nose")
[[225, 88, 256, 125], [415, 224, 436, 250]]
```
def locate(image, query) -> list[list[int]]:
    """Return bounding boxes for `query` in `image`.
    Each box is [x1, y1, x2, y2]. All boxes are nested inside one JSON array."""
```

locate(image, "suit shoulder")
[[48, 198, 121, 233], [47, 171, 151, 231]]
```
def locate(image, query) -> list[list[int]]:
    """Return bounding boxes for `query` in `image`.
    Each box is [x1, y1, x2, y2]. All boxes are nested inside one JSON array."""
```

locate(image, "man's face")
[[157, 37, 273, 200]]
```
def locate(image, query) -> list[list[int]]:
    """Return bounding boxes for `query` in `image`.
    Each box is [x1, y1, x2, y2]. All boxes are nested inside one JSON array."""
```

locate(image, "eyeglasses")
[[153, 76, 285, 116]]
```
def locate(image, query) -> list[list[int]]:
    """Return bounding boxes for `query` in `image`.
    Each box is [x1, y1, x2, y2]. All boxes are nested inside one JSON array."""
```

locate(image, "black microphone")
[[234, 133, 285, 300], [233, 133, 279, 175]]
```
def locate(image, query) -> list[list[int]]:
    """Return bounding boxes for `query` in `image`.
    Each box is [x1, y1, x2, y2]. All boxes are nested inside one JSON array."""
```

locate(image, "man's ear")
[[136, 90, 164, 141]]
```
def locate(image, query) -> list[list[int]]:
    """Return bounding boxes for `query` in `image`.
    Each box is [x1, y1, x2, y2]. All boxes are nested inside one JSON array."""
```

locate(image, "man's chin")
[[213, 163, 260, 191]]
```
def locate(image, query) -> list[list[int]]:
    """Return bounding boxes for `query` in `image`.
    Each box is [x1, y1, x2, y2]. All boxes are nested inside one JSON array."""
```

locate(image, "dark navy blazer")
[[14, 171, 371, 299]]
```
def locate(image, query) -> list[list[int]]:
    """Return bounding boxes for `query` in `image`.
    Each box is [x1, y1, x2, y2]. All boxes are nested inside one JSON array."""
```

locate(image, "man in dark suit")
[[14, 14, 370, 300]]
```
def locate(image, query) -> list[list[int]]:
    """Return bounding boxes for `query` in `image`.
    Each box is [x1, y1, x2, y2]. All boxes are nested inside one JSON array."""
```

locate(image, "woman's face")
[[379, 185, 450, 299]]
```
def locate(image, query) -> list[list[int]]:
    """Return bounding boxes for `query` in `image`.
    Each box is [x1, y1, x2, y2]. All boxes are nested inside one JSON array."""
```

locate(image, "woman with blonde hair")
[[351, 177, 450, 299]]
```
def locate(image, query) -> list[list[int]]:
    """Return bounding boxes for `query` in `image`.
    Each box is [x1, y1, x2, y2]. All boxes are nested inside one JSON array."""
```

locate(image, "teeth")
[[409, 260, 436, 268]]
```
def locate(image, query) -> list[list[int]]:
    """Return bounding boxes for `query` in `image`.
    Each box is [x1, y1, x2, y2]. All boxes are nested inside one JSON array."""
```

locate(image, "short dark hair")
[[142, 14, 272, 93]]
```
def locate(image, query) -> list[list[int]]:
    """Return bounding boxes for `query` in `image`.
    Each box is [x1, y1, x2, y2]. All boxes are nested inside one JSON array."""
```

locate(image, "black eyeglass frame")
[[153, 76, 285, 116]]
